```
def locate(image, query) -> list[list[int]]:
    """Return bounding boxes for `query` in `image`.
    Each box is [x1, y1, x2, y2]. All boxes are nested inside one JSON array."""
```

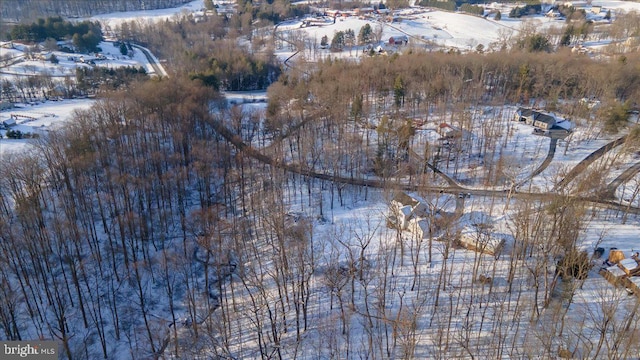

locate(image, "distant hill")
[[2, 0, 194, 22]]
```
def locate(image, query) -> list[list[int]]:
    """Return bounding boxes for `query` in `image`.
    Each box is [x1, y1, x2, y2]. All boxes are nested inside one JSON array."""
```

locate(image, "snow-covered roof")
[[605, 265, 626, 278], [619, 258, 639, 274], [400, 205, 413, 217], [458, 227, 505, 255], [629, 276, 640, 288], [408, 217, 429, 233]]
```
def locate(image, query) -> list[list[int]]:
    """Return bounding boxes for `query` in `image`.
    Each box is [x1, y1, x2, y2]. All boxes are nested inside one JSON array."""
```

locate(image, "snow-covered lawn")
[[1, 40, 156, 78], [0, 99, 94, 154]]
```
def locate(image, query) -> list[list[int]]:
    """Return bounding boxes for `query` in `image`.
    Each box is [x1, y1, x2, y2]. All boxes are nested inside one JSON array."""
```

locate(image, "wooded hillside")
[[1, 0, 193, 21]]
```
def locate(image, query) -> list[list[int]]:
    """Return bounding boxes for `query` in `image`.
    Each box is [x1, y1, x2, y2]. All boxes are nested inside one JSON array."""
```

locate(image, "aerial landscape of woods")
[[2, 0, 640, 359]]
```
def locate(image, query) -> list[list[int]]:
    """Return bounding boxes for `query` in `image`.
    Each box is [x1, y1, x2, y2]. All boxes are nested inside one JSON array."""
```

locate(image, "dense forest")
[[7, 17, 104, 52], [3, 3, 640, 359]]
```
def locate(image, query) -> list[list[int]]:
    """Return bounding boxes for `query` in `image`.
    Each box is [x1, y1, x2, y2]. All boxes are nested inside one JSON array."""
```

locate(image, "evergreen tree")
[[358, 24, 373, 45], [331, 31, 345, 51], [320, 35, 329, 48], [560, 25, 575, 46]]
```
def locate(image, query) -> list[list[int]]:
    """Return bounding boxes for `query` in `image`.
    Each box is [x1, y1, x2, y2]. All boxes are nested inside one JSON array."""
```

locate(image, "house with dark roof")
[[533, 113, 556, 130], [514, 108, 557, 129], [514, 107, 536, 124]]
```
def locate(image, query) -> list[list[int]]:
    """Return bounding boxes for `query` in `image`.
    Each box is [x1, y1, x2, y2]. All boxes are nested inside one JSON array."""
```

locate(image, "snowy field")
[[88, 0, 206, 29], [0, 40, 162, 78], [275, 0, 640, 61], [0, 99, 94, 154]]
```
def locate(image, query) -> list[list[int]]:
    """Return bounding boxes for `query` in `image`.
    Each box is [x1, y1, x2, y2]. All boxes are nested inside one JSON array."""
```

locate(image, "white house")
[[407, 218, 430, 239], [389, 198, 416, 230]]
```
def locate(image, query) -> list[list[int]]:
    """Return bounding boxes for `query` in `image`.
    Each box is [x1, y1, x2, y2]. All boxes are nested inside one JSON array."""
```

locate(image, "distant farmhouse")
[[389, 35, 409, 46], [438, 123, 474, 141]]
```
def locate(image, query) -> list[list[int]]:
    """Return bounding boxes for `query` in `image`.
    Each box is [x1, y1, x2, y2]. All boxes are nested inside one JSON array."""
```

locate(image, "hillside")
[[1, 0, 196, 22], [2, 1, 640, 359]]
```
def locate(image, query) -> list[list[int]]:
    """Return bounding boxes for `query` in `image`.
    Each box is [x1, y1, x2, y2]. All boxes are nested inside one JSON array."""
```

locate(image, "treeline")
[[416, 0, 456, 11], [76, 66, 148, 91], [1, 0, 193, 21], [7, 16, 103, 53], [459, 3, 484, 15], [509, 4, 542, 18], [189, 49, 280, 91], [245, 0, 311, 24], [115, 15, 282, 91]]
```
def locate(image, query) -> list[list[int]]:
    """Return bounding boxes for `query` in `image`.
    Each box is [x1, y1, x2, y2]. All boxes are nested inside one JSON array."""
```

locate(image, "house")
[[514, 107, 536, 124], [389, 35, 408, 46], [599, 265, 626, 286], [599, 249, 640, 298], [457, 227, 505, 256], [407, 218, 430, 239], [388, 192, 445, 238], [438, 123, 474, 141], [2, 117, 16, 128], [355, 7, 375, 15], [533, 113, 556, 130], [515, 108, 557, 129], [392, 203, 414, 229], [36, 52, 53, 61], [326, 10, 340, 17], [389, 192, 420, 230], [619, 258, 640, 276]]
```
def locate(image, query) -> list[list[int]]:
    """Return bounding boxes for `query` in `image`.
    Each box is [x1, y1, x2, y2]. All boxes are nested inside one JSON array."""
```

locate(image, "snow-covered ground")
[[0, 99, 94, 154], [3, 1, 640, 358], [88, 0, 206, 29], [276, 0, 640, 59], [1, 40, 158, 78]]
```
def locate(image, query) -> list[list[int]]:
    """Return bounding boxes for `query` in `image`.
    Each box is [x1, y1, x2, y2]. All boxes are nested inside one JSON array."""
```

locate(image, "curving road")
[[517, 138, 558, 187], [601, 160, 640, 199], [132, 44, 167, 78], [554, 135, 627, 191], [208, 115, 640, 214], [273, 22, 310, 75], [408, 148, 461, 188]]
